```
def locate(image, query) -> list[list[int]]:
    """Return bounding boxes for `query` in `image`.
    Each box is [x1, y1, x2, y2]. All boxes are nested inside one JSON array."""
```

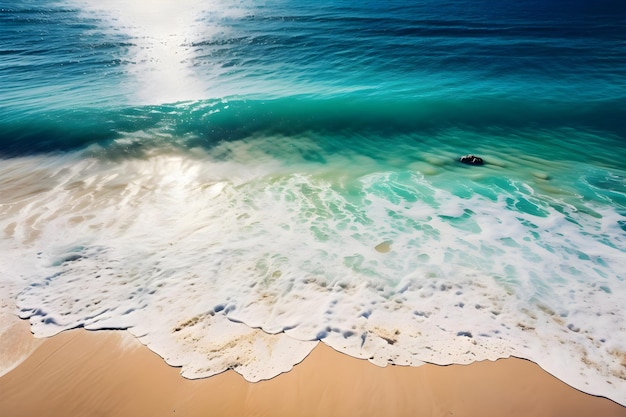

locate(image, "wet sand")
[[1, 315, 625, 417]]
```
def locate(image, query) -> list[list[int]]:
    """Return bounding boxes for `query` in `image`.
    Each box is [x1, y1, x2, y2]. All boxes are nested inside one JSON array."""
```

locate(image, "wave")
[[1, 96, 625, 156], [2, 141, 624, 403]]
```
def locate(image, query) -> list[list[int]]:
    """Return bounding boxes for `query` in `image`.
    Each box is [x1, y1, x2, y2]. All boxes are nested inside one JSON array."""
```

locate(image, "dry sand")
[[1, 314, 625, 417]]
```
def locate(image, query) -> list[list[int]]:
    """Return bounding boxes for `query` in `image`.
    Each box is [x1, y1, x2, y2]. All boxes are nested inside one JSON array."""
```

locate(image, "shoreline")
[[1, 315, 625, 417]]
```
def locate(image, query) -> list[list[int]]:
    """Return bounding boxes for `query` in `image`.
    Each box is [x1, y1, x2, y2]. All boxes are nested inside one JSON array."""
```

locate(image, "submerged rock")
[[375, 240, 392, 253], [459, 155, 484, 165]]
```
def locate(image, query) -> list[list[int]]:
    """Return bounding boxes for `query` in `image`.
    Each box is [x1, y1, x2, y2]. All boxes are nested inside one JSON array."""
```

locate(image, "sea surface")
[[1, 0, 625, 405]]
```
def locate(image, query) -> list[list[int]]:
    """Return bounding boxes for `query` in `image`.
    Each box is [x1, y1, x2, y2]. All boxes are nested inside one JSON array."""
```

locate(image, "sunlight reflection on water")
[[66, 0, 251, 104]]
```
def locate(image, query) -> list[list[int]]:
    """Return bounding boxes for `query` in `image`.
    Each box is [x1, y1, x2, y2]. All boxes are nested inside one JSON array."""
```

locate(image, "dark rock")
[[459, 155, 484, 165]]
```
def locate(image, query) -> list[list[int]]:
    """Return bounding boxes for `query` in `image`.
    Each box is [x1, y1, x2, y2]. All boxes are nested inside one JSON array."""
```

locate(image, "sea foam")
[[1, 134, 625, 404]]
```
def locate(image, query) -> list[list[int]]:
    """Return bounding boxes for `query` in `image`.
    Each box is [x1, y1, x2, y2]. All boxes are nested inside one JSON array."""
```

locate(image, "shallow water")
[[1, 0, 625, 405]]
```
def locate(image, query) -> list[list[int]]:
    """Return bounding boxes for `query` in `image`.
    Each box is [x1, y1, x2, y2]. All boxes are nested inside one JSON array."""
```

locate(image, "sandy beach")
[[1, 313, 624, 417]]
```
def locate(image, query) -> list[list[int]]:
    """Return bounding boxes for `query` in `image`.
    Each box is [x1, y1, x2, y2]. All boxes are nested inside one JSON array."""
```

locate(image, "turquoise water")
[[1, 0, 625, 404]]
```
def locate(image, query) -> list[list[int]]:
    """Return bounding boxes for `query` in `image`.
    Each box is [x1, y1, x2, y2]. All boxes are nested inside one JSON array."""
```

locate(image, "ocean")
[[1, 0, 625, 405]]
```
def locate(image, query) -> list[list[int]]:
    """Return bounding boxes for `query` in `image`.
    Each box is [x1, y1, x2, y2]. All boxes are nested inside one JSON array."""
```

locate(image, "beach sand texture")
[[1, 314, 625, 417]]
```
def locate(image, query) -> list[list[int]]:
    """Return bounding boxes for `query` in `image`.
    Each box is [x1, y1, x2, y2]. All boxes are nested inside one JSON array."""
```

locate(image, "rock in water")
[[459, 155, 484, 165]]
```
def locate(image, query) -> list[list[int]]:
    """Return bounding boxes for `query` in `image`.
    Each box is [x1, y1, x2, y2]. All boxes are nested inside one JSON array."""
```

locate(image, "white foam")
[[1, 139, 625, 404]]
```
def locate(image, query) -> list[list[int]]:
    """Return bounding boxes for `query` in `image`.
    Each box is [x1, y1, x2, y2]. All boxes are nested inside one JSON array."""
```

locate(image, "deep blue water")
[[1, 0, 625, 152]]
